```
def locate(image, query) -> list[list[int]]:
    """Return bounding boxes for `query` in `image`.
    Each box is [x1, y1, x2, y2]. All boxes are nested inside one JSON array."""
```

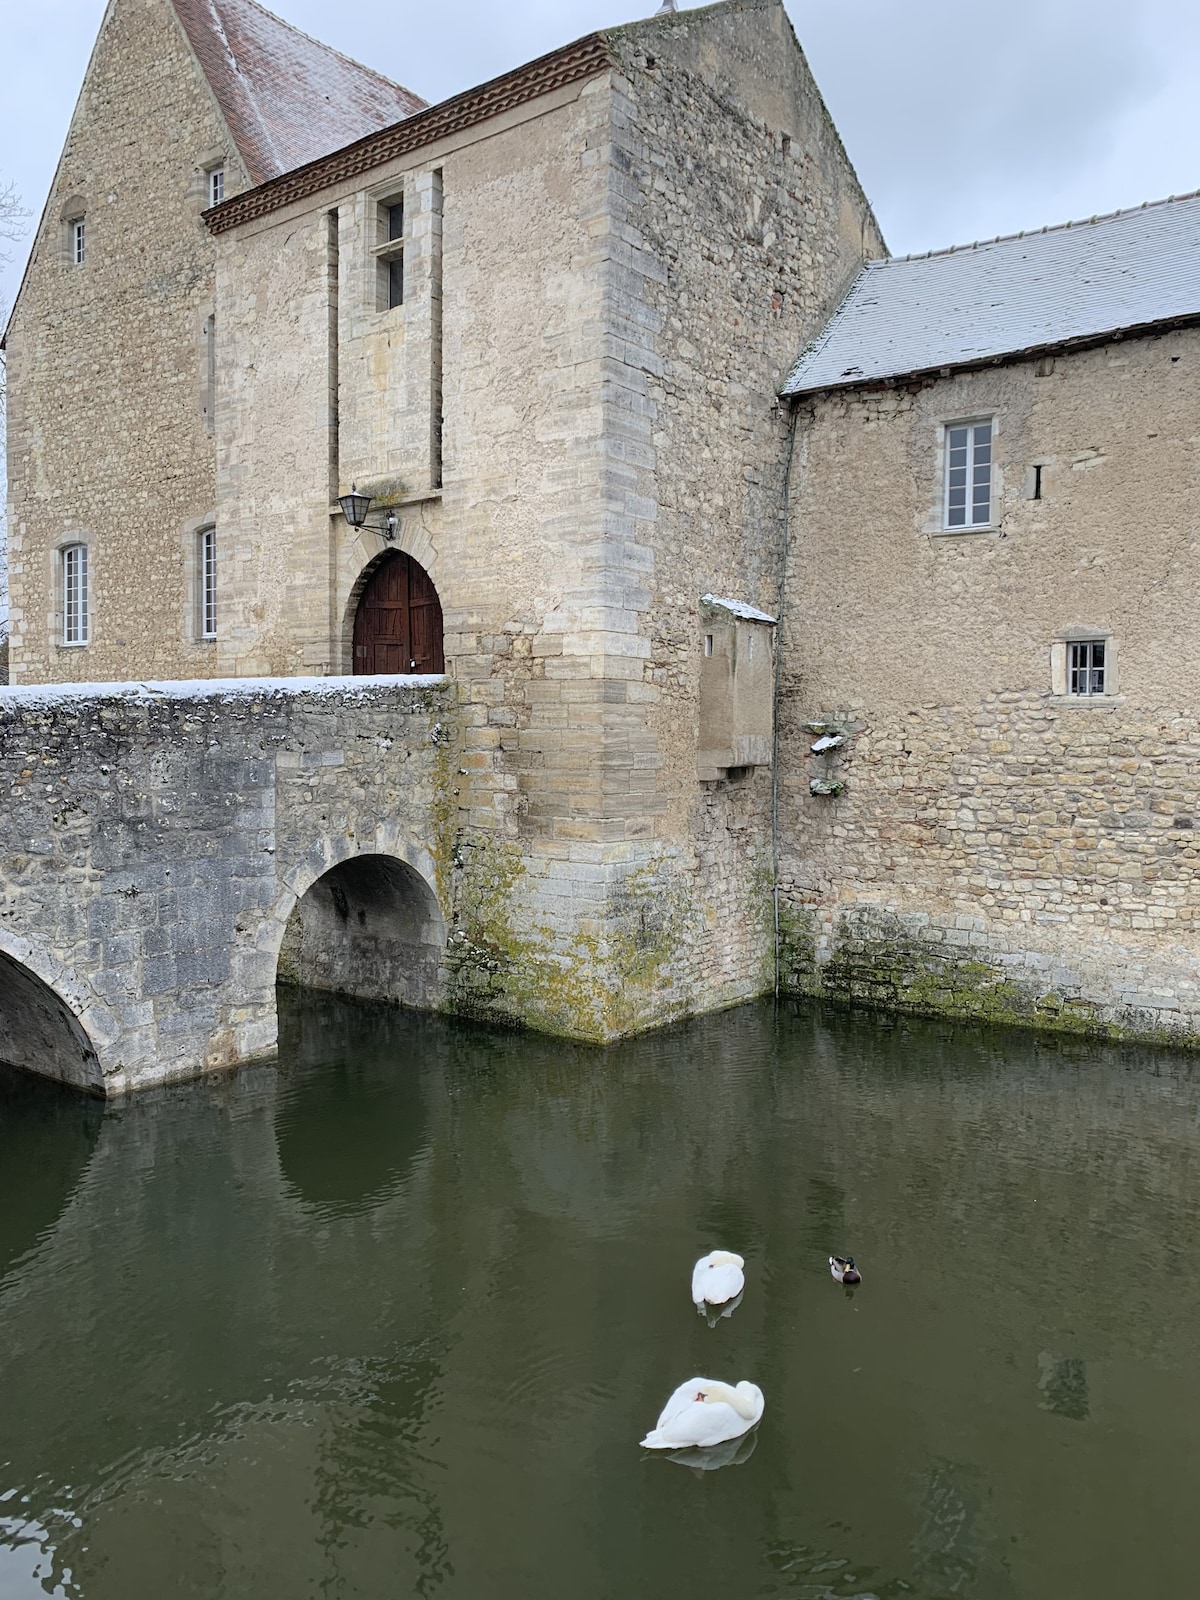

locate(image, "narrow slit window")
[[1033, 463, 1043, 500], [1069, 639, 1105, 697], [70, 218, 86, 265], [199, 527, 217, 639], [944, 419, 993, 528], [704, 634, 714, 657], [202, 314, 216, 434], [62, 544, 89, 645], [207, 166, 225, 207], [387, 255, 404, 309]]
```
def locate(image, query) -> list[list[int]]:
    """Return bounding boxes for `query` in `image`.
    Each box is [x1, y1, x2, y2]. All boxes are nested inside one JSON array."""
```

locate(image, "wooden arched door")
[[352, 551, 444, 675]]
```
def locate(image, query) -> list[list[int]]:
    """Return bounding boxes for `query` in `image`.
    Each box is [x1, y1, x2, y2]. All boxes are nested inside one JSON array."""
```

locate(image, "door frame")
[[343, 543, 446, 677]]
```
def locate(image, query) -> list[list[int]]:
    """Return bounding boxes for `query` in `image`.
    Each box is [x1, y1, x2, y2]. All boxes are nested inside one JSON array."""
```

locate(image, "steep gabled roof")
[[171, 0, 426, 185], [783, 191, 1200, 398]]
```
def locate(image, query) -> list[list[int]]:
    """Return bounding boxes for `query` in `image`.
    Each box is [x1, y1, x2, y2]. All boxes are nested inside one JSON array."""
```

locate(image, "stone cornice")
[[203, 32, 614, 235]]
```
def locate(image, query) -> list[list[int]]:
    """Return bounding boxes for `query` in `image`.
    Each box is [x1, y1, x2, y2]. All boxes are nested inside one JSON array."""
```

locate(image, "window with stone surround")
[[69, 216, 85, 266], [207, 166, 225, 207], [61, 544, 89, 646], [1051, 632, 1116, 699], [374, 195, 405, 311], [943, 418, 993, 528]]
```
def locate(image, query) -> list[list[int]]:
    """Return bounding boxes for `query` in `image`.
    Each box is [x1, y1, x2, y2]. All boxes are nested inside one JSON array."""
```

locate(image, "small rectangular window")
[[62, 544, 89, 645], [703, 634, 714, 657], [70, 218, 86, 265], [1069, 639, 1105, 696], [208, 166, 225, 207], [199, 528, 217, 639], [944, 419, 993, 528], [374, 194, 405, 311]]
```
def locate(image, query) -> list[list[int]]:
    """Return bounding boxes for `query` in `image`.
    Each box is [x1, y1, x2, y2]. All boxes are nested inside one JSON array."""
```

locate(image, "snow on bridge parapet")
[[0, 675, 458, 1095], [0, 671, 448, 710]]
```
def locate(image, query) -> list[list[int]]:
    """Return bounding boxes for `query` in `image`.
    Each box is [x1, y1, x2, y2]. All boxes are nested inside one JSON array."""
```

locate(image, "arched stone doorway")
[[276, 853, 446, 1010], [352, 550, 444, 675], [0, 950, 102, 1093]]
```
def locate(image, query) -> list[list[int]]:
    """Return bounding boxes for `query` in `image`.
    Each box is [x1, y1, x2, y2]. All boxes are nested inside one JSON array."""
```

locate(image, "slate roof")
[[171, 0, 426, 186], [782, 191, 1200, 398]]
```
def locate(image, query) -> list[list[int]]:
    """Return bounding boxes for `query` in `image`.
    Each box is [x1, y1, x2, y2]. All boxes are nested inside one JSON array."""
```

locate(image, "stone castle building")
[[4, 0, 1200, 1084]]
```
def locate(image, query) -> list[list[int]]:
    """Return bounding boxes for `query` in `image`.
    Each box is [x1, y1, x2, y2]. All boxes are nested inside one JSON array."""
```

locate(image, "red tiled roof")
[[171, 0, 426, 185]]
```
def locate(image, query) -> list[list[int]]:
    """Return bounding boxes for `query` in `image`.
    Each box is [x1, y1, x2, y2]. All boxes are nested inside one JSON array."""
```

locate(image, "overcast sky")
[[3, 0, 1200, 311]]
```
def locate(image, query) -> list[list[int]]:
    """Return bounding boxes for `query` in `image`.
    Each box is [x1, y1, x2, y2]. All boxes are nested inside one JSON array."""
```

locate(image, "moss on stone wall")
[[775, 903, 1194, 1045]]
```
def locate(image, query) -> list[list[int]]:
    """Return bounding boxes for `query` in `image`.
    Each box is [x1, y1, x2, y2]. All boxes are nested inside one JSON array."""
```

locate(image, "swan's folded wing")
[[654, 1377, 708, 1433], [703, 1262, 745, 1303]]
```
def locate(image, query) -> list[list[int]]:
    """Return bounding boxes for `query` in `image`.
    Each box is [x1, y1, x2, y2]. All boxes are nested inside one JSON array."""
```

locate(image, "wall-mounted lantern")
[[337, 485, 398, 541]]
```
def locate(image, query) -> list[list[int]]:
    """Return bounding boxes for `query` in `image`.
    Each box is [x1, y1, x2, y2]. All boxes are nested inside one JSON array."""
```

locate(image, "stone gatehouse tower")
[[4, 0, 881, 1043]]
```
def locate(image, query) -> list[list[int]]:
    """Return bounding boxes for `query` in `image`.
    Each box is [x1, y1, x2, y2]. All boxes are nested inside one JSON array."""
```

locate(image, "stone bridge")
[[0, 677, 458, 1094]]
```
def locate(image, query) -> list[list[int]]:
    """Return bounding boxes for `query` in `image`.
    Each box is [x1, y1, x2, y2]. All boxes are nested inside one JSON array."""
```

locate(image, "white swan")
[[691, 1249, 745, 1308], [641, 1377, 765, 1449]]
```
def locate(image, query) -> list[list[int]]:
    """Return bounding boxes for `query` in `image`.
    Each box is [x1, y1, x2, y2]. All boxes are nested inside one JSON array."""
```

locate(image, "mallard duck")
[[829, 1254, 861, 1284], [691, 1249, 745, 1308], [641, 1378, 765, 1449]]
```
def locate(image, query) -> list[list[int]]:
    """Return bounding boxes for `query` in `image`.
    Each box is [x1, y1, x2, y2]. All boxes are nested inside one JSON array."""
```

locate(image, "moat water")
[[2, 995, 1199, 1599]]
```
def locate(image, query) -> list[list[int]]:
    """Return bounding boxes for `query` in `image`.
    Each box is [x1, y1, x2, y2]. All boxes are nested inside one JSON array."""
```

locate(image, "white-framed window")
[[1068, 638, 1105, 697], [374, 194, 405, 311], [62, 544, 89, 645], [944, 418, 993, 529], [69, 217, 86, 265], [207, 166, 225, 207], [198, 527, 217, 639]]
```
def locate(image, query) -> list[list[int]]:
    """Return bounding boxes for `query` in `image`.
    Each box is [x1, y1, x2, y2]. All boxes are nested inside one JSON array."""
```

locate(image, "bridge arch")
[[0, 934, 105, 1093], [273, 836, 446, 1012]]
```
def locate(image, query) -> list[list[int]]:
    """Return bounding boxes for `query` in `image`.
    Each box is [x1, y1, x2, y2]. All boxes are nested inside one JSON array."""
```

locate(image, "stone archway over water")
[[277, 853, 446, 1011], [0, 950, 102, 1093]]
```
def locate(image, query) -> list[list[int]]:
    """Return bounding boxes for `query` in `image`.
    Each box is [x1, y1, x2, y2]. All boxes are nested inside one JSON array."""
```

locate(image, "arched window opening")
[[352, 551, 444, 675], [0, 951, 101, 1093], [277, 853, 445, 1011]]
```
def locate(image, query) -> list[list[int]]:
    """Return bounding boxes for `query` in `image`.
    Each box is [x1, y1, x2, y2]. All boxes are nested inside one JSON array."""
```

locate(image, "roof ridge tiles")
[[888, 187, 1200, 266]]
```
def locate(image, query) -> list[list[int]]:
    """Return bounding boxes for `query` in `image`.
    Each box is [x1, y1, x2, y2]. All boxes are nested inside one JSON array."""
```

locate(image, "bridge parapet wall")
[[0, 676, 457, 1094]]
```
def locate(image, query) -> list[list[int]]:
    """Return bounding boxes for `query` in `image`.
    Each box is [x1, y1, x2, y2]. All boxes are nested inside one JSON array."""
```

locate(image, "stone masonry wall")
[[4, 0, 247, 685], [779, 328, 1200, 1043], [0, 676, 456, 1093], [569, 0, 883, 1025]]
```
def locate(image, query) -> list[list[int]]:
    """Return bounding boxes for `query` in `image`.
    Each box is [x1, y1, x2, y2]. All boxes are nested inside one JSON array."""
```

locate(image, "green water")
[[3, 995, 1200, 1598]]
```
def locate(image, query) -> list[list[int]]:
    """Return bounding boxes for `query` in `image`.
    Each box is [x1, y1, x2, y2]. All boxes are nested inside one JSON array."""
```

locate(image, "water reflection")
[[1038, 1351, 1090, 1421], [699, 1288, 744, 1326], [0, 1068, 102, 1281], [274, 992, 430, 1218], [2, 996, 1200, 1598], [663, 1428, 759, 1473]]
